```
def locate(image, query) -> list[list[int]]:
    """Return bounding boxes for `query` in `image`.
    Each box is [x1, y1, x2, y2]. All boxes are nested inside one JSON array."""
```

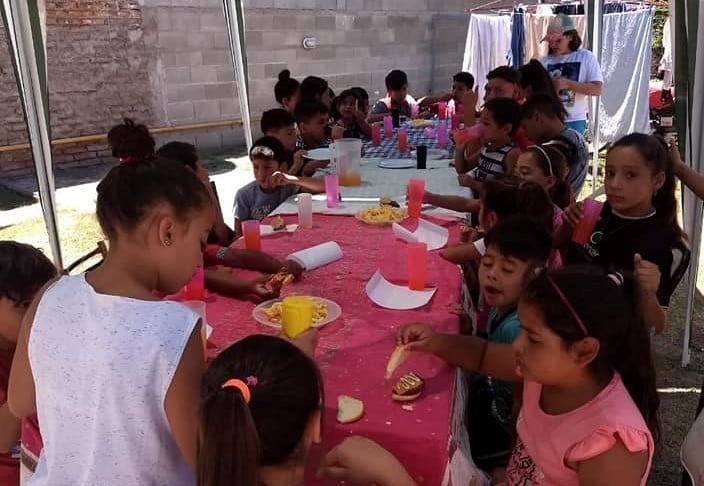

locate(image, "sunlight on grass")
[[0, 209, 104, 269]]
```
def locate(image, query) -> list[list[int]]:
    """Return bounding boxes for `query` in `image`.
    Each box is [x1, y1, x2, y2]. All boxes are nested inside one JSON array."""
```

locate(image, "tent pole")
[[222, 0, 252, 150], [1, 0, 62, 268]]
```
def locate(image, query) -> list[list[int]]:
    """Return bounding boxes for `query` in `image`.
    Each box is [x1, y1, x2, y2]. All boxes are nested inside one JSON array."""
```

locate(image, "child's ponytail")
[[521, 266, 660, 441], [198, 385, 260, 486]]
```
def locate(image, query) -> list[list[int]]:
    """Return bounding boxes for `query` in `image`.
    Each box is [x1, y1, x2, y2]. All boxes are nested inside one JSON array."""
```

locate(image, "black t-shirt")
[[566, 203, 680, 306]]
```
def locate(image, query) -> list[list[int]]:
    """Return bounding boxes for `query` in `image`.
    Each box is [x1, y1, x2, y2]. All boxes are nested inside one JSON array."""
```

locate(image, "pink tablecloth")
[[206, 214, 463, 485]]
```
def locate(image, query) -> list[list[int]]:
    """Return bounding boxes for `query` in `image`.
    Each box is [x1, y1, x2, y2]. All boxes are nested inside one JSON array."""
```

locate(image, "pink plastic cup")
[[398, 128, 408, 153], [325, 174, 339, 209], [242, 220, 262, 251], [383, 115, 393, 137], [407, 243, 428, 290], [437, 120, 448, 147], [571, 198, 604, 245], [372, 123, 381, 146], [407, 178, 426, 218], [453, 123, 483, 145], [437, 101, 448, 120]]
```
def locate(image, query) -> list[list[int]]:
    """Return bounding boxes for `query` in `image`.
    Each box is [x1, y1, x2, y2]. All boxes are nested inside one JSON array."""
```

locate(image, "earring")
[[163, 239, 172, 247]]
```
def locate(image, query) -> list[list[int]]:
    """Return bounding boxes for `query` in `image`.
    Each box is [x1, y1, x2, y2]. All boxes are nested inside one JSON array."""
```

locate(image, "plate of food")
[[410, 119, 433, 128], [303, 148, 331, 160], [356, 204, 406, 226], [378, 159, 415, 169], [253, 296, 342, 329]]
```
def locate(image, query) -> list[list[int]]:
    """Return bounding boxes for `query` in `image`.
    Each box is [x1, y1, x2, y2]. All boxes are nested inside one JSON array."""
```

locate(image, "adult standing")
[[539, 14, 603, 135]]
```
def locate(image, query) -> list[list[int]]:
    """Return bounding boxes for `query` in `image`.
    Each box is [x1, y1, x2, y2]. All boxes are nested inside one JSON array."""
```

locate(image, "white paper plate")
[[410, 149, 448, 160], [253, 296, 342, 329], [304, 148, 331, 160], [378, 159, 415, 169]]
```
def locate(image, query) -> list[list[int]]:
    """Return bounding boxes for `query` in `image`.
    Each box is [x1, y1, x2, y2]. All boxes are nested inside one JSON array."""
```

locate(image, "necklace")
[[590, 208, 656, 246]]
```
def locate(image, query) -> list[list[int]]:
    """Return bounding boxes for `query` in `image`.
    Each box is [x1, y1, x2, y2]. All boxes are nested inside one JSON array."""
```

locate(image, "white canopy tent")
[[2, 1, 703, 365]]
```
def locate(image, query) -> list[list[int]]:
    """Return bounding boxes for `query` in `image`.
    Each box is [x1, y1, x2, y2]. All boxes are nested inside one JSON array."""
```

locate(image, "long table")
[[205, 212, 486, 485]]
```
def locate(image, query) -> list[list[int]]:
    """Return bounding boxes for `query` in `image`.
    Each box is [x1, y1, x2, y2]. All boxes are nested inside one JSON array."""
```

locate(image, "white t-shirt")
[[540, 48, 603, 122]]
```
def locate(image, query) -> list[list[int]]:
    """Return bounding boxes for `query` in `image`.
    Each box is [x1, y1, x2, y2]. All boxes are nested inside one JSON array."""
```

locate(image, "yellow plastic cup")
[[281, 296, 314, 338]]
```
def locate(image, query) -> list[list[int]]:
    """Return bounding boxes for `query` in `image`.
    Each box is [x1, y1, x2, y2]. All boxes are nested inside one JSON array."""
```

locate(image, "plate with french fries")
[[253, 296, 342, 329], [355, 205, 407, 226]]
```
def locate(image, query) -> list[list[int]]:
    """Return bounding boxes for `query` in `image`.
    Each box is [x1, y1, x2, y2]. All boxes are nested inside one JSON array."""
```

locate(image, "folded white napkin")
[[392, 219, 449, 250], [287, 241, 343, 270]]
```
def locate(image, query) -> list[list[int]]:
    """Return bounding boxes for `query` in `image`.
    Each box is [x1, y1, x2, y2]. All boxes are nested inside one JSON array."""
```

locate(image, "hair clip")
[[246, 376, 258, 387], [222, 378, 251, 403], [607, 272, 624, 287]]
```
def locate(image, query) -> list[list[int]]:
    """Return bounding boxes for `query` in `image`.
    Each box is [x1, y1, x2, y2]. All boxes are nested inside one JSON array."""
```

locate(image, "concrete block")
[[191, 66, 219, 83], [167, 101, 195, 122], [216, 66, 237, 82], [353, 15, 372, 29], [205, 82, 236, 99], [166, 83, 207, 103], [264, 62, 288, 78], [315, 15, 335, 29], [219, 98, 239, 117], [187, 32, 215, 49], [335, 14, 355, 29], [156, 9, 171, 30], [171, 10, 201, 31], [371, 13, 387, 28], [245, 0, 274, 6], [346, 0, 364, 10], [158, 31, 189, 49], [194, 100, 221, 120], [316, 0, 337, 9], [166, 67, 192, 84], [245, 12, 274, 30], [213, 31, 231, 47], [200, 12, 226, 31], [202, 49, 230, 66], [296, 15, 315, 30]]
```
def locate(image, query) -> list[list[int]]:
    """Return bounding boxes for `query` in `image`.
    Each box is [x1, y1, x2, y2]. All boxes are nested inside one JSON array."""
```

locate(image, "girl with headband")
[[398, 265, 658, 485], [199, 335, 416, 486]]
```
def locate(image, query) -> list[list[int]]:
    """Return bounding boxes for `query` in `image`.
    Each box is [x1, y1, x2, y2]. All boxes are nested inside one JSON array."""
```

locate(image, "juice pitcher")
[[330, 138, 362, 186]]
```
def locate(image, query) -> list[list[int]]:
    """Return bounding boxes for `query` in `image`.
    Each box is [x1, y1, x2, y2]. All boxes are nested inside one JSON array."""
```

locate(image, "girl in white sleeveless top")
[[8, 119, 215, 486]]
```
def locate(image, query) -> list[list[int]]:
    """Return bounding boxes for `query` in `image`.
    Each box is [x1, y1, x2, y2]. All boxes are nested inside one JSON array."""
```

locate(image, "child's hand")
[[354, 109, 367, 124], [318, 436, 414, 486], [667, 137, 685, 176], [459, 220, 478, 243], [457, 174, 481, 192], [252, 281, 279, 299], [269, 171, 294, 187], [331, 124, 345, 140], [634, 253, 661, 296], [562, 200, 583, 229], [462, 86, 479, 113], [396, 323, 438, 353], [283, 259, 304, 280]]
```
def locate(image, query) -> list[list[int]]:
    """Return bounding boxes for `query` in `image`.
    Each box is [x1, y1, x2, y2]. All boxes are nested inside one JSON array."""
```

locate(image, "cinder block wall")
[[0, 0, 481, 172]]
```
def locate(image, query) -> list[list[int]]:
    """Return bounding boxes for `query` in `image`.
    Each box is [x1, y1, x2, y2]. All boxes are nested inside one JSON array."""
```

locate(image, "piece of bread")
[[379, 195, 400, 208], [385, 345, 409, 379], [337, 395, 364, 424], [392, 372, 424, 402], [270, 215, 286, 231]]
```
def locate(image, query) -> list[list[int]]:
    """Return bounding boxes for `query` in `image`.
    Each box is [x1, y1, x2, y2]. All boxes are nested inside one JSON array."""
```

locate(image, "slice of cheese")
[[337, 395, 364, 424]]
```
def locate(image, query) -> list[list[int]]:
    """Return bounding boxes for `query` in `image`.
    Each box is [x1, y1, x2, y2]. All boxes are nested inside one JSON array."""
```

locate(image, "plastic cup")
[[571, 198, 604, 244], [325, 174, 339, 209], [398, 128, 408, 153], [372, 123, 381, 146], [416, 145, 427, 169], [453, 123, 483, 145], [437, 120, 448, 147], [406, 243, 428, 290], [437, 101, 447, 120], [298, 193, 313, 228], [281, 296, 314, 338], [407, 178, 426, 218], [242, 220, 261, 251], [182, 266, 205, 300], [392, 108, 400, 128], [383, 115, 393, 137]]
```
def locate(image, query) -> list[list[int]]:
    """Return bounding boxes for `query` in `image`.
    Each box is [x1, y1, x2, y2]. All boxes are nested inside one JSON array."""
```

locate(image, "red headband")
[[119, 153, 155, 165], [547, 276, 589, 336]]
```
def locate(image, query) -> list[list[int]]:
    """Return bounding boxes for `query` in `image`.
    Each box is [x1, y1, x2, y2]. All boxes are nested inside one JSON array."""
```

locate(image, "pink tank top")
[[506, 373, 653, 485]]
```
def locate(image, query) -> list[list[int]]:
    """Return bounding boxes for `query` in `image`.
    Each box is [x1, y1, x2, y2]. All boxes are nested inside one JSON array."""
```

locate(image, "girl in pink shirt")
[[399, 265, 658, 486]]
